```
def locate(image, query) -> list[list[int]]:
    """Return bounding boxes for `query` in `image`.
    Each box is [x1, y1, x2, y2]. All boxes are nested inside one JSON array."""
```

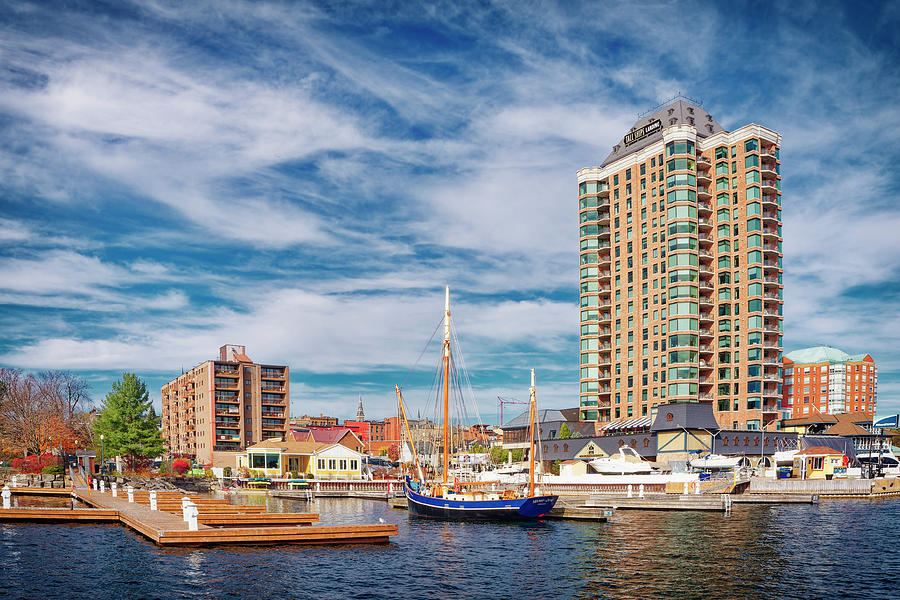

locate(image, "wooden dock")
[[8, 487, 72, 497], [0, 488, 397, 547]]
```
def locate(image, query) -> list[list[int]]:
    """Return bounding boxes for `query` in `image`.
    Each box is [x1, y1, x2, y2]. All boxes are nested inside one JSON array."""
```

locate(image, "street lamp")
[[100, 434, 105, 475]]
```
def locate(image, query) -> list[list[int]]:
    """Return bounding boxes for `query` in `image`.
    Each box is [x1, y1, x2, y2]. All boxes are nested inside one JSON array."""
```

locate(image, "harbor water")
[[1, 494, 898, 599]]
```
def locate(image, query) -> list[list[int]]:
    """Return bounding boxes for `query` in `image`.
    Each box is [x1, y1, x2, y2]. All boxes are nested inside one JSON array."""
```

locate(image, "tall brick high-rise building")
[[161, 344, 289, 467], [577, 97, 783, 430]]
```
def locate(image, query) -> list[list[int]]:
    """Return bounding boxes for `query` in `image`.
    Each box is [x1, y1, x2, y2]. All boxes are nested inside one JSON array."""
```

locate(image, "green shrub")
[[223, 466, 232, 477], [41, 465, 65, 475]]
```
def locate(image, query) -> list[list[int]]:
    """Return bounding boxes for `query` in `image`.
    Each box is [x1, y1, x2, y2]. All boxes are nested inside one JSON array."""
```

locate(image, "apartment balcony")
[[214, 368, 240, 377], [764, 292, 783, 302], [697, 171, 712, 183], [261, 398, 286, 406], [261, 385, 285, 393], [216, 435, 241, 442], [598, 269, 611, 279], [215, 407, 240, 415], [597, 370, 611, 379], [215, 382, 239, 390], [761, 195, 780, 206], [699, 345, 715, 354], [699, 328, 714, 337], [261, 412, 285, 419], [697, 201, 712, 214], [215, 395, 239, 403], [698, 296, 713, 306], [215, 421, 240, 428], [597, 255, 612, 266], [597, 183, 610, 197], [698, 218, 712, 229], [697, 155, 711, 166], [597, 312, 611, 321], [598, 298, 612, 308], [761, 179, 779, 192], [764, 276, 782, 285], [697, 187, 711, 199], [762, 244, 780, 254], [761, 226, 780, 238], [698, 234, 713, 245], [260, 371, 285, 380], [597, 286, 612, 293], [761, 211, 780, 222], [699, 395, 715, 402], [699, 278, 714, 289], [763, 260, 782, 270], [598, 328, 612, 337], [698, 361, 714, 370], [699, 312, 714, 322]]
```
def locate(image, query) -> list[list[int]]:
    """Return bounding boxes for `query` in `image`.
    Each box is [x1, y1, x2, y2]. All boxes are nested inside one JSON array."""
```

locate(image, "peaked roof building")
[[356, 395, 366, 421]]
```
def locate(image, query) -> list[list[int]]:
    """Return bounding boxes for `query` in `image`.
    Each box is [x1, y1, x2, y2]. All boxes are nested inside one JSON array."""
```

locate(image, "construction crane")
[[497, 396, 528, 427]]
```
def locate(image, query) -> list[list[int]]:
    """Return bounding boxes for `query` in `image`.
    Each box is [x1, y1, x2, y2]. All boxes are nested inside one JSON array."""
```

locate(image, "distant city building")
[[356, 395, 366, 421], [783, 346, 877, 418], [577, 97, 783, 431], [290, 414, 339, 428], [161, 344, 289, 467]]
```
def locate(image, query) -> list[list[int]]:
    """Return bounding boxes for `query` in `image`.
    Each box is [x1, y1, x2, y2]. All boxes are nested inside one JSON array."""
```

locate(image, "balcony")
[[762, 211, 779, 221], [761, 179, 779, 191], [260, 370, 285, 380], [697, 171, 711, 183], [697, 187, 712, 198], [698, 201, 712, 214], [215, 421, 240, 428], [261, 412, 285, 419], [761, 195, 780, 206], [216, 434, 241, 442], [261, 385, 285, 393], [214, 368, 239, 377], [697, 155, 711, 166], [215, 408, 240, 415]]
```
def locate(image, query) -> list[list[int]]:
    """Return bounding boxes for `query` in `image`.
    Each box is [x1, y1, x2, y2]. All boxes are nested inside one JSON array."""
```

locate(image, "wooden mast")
[[528, 368, 536, 498], [396, 385, 425, 483], [442, 286, 451, 485]]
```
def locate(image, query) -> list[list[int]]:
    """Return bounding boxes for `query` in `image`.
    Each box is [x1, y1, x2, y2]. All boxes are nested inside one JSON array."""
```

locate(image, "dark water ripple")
[[0, 495, 898, 599]]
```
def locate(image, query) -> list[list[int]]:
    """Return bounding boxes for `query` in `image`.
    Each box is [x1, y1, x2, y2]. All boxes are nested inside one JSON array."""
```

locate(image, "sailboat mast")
[[528, 368, 536, 498], [442, 286, 451, 484]]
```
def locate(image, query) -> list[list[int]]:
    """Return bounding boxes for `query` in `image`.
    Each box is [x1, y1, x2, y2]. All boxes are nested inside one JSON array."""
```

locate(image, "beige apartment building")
[[161, 344, 290, 467], [577, 97, 783, 431]]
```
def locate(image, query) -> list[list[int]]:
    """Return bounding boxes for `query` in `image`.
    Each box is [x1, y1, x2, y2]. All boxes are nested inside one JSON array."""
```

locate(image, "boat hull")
[[404, 481, 557, 520]]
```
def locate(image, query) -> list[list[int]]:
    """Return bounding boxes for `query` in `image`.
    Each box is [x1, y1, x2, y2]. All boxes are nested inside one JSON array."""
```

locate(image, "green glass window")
[[717, 240, 731, 253], [748, 299, 762, 312], [579, 196, 599, 209], [716, 193, 730, 207], [748, 234, 761, 248], [747, 202, 761, 216], [748, 250, 762, 264], [669, 221, 697, 236], [667, 205, 697, 220], [716, 177, 729, 191], [717, 225, 729, 237], [718, 256, 731, 269], [670, 302, 699, 315], [666, 189, 697, 203], [715, 162, 729, 175], [669, 317, 699, 331], [717, 208, 730, 222], [668, 382, 698, 396], [746, 170, 760, 184], [668, 366, 699, 379], [666, 158, 695, 173], [669, 237, 698, 252], [748, 315, 763, 329], [668, 285, 698, 299], [744, 155, 760, 168], [668, 253, 698, 267], [665, 173, 697, 187], [715, 147, 728, 160], [748, 266, 762, 280], [747, 186, 761, 200], [266, 453, 279, 469], [666, 141, 695, 156], [747, 218, 761, 232], [748, 282, 763, 296], [718, 288, 731, 300], [744, 139, 759, 152], [718, 319, 731, 332]]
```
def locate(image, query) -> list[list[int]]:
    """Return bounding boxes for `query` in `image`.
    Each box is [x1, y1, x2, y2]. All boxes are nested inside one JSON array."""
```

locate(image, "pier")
[[0, 486, 397, 547]]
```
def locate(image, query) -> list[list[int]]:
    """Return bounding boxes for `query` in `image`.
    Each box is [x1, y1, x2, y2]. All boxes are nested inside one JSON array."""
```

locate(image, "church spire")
[[356, 394, 366, 421]]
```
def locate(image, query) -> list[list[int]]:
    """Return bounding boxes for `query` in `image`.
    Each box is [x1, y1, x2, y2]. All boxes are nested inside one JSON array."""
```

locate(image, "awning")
[[600, 416, 653, 431]]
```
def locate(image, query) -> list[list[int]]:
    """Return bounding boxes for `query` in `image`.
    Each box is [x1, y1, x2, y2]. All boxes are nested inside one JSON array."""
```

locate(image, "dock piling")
[[184, 501, 199, 531], [181, 497, 191, 522], [93, 479, 98, 491], [111, 482, 117, 497], [100, 480, 106, 493], [627, 484, 633, 498], [2, 485, 10, 509], [639, 484, 645, 499], [11, 475, 17, 488], [127, 486, 134, 503], [149, 490, 158, 511]]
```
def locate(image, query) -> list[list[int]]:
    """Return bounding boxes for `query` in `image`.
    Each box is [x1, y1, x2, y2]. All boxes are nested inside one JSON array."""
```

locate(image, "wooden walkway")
[[0, 488, 396, 547]]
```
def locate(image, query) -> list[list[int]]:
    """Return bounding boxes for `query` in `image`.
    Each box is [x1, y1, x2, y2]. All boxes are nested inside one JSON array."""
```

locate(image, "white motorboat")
[[589, 447, 654, 475], [688, 453, 741, 470]]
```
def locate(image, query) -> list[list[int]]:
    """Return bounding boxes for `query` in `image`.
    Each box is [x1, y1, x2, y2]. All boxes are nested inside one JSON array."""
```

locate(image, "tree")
[[0, 368, 90, 456], [93, 373, 163, 470], [558, 423, 573, 439], [387, 444, 400, 462]]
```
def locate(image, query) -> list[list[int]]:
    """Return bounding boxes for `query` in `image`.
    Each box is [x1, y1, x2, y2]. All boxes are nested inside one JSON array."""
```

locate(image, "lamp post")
[[100, 434, 105, 475]]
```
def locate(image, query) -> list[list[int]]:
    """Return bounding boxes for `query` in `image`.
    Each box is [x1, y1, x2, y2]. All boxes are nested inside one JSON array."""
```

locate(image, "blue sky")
[[1, 0, 899, 423]]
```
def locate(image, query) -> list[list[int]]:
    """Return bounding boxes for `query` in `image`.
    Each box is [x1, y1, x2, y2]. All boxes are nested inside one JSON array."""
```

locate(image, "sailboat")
[[399, 287, 558, 520]]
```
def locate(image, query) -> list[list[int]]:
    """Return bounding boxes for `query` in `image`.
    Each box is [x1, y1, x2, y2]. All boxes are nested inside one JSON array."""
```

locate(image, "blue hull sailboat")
[[398, 288, 557, 521]]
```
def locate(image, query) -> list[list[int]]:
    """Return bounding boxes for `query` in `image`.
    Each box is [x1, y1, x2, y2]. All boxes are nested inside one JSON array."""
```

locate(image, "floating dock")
[[0, 488, 396, 547]]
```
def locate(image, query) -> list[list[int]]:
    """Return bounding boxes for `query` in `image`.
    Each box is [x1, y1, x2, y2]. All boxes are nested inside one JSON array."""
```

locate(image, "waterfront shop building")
[[161, 344, 290, 468], [238, 438, 364, 479], [577, 96, 783, 430], [782, 346, 877, 419], [288, 427, 366, 454]]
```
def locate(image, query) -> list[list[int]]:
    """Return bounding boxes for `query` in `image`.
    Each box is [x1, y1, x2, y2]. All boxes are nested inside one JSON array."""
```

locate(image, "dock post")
[[349, 483, 354, 492], [100, 480, 106, 493], [10, 475, 17, 488], [127, 486, 134, 503], [181, 497, 191, 521], [683, 481, 689, 495], [694, 481, 701, 495], [2, 485, 10, 509], [627, 484, 633, 498], [111, 482, 118, 497], [389, 482, 393, 495], [317, 482, 321, 492], [639, 484, 645, 499], [93, 479, 98, 491], [185, 501, 199, 531], [149, 490, 158, 511]]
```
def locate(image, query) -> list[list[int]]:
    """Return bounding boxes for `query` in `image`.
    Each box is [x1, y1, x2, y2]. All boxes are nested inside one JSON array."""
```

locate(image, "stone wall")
[[0, 473, 71, 488]]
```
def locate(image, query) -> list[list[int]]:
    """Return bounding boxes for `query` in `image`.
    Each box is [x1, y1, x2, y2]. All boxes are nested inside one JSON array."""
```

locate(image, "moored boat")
[[398, 288, 557, 520], [588, 447, 654, 475]]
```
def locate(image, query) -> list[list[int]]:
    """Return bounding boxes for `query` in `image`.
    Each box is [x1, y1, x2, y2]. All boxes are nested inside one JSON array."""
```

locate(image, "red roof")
[[796, 446, 845, 456], [233, 352, 253, 363]]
